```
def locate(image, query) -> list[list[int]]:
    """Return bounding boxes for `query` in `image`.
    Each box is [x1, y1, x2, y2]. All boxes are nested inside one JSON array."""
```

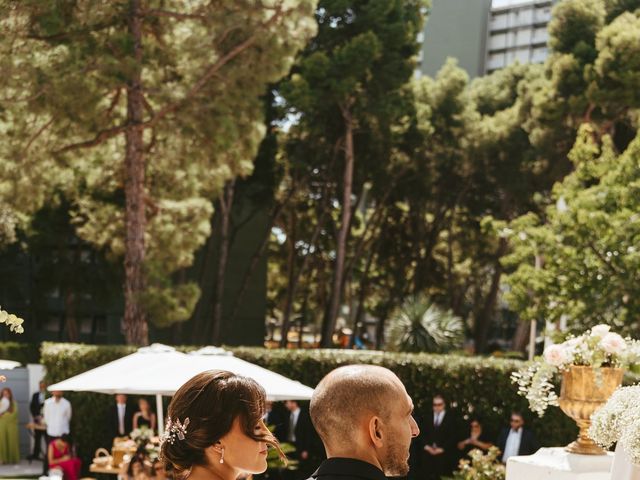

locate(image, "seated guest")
[[151, 459, 166, 480], [132, 397, 156, 432], [48, 434, 81, 480], [125, 446, 153, 480], [457, 417, 493, 457], [496, 411, 539, 463]]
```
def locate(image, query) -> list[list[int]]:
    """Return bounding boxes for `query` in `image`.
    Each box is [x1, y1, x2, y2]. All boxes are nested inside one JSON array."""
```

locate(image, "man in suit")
[[264, 401, 288, 443], [107, 394, 135, 445], [419, 394, 458, 479], [284, 400, 322, 479], [306, 365, 420, 480], [28, 381, 47, 461], [496, 411, 539, 463]]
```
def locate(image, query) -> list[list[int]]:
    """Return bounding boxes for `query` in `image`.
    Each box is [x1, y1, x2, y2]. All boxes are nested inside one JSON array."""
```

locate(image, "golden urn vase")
[[558, 365, 624, 455]]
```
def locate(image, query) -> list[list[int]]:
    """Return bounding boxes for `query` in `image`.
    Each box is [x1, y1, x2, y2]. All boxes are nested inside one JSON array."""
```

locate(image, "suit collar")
[[312, 457, 387, 480]]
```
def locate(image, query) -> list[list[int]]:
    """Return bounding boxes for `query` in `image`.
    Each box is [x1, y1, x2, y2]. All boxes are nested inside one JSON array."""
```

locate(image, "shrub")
[[385, 295, 465, 353], [0, 341, 40, 364]]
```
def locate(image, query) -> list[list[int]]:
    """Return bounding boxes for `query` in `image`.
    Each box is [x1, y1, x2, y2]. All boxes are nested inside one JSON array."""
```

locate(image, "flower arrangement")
[[452, 447, 506, 480], [511, 324, 640, 416], [130, 426, 154, 447], [0, 307, 24, 334], [590, 385, 640, 465]]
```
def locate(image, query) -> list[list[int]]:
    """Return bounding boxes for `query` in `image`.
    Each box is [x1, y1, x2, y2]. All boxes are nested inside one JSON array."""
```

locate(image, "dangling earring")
[[219, 447, 225, 464]]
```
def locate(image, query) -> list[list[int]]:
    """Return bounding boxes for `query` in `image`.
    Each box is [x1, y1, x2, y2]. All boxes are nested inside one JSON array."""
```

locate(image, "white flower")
[[600, 332, 627, 355], [544, 344, 569, 367], [591, 324, 611, 338], [590, 385, 640, 466]]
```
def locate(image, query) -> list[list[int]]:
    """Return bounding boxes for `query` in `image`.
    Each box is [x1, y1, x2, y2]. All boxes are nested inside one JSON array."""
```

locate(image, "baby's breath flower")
[[590, 385, 640, 466]]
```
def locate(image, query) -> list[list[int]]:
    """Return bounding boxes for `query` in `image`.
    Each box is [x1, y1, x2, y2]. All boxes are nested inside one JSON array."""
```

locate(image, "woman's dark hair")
[[160, 370, 282, 477], [127, 446, 149, 477], [60, 434, 74, 446]]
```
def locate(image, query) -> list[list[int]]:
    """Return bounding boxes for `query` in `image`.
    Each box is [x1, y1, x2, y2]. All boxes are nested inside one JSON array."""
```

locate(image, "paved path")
[[0, 459, 42, 478]]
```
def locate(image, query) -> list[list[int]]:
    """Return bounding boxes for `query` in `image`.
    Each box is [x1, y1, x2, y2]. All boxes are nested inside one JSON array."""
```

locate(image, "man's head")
[[284, 400, 299, 412], [510, 412, 524, 431], [432, 394, 446, 414], [115, 394, 127, 405], [39, 381, 46, 391], [310, 365, 419, 476]]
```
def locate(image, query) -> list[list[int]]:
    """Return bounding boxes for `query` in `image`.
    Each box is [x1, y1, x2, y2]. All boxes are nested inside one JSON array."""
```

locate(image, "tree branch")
[[53, 5, 286, 154], [54, 124, 128, 154], [144, 5, 285, 128], [143, 9, 208, 21], [24, 117, 55, 153]]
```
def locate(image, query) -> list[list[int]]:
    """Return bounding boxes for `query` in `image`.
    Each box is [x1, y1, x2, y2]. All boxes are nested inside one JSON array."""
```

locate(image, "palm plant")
[[385, 295, 465, 353]]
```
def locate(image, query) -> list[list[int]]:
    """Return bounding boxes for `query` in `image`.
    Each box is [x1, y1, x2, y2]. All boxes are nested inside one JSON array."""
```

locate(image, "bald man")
[[307, 365, 420, 480]]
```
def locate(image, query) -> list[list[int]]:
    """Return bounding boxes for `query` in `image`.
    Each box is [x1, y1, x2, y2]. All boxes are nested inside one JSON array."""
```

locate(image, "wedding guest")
[[496, 411, 539, 463], [0, 387, 19, 464], [263, 401, 287, 442], [43, 391, 72, 475], [457, 417, 493, 458], [283, 400, 321, 479], [29, 381, 48, 461], [107, 394, 135, 444], [151, 459, 166, 480], [160, 370, 283, 480], [308, 365, 420, 480], [133, 397, 157, 432], [419, 394, 458, 479], [125, 446, 153, 480], [48, 435, 82, 480]]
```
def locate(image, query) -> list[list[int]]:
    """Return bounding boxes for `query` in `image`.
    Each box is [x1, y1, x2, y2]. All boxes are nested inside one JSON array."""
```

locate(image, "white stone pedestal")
[[506, 447, 614, 480]]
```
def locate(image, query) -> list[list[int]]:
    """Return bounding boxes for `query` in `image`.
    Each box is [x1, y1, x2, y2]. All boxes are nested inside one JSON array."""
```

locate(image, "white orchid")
[[0, 307, 25, 334]]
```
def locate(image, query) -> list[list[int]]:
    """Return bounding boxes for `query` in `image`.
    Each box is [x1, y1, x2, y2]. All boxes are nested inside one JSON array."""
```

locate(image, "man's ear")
[[368, 416, 384, 448]]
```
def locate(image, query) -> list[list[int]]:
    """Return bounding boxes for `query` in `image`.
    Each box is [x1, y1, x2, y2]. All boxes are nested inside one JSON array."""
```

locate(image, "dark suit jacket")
[[30, 392, 45, 419], [265, 404, 289, 443], [107, 403, 135, 442], [283, 408, 323, 461], [418, 410, 459, 477], [421, 410, 458, 452], [496, 427, 539, 457], [309, 457, 386, 480]]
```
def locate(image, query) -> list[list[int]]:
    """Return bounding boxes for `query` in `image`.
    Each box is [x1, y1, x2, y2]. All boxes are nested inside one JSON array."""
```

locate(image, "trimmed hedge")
[[231, 347, 577, 446], [40, 342, 580, 472], [0, 341, 40, 364]]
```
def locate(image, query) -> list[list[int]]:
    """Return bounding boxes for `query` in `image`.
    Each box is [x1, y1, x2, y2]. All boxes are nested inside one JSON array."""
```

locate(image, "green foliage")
[[0, 0, 317, 329], [41, 342, 577, 469], [385, 295, 465, 353], [503, 125, 640, 335], [0, 341, 39, 364]]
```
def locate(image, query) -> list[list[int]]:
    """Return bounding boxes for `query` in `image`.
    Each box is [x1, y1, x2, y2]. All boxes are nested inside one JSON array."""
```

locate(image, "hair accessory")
[[160, 416, 190, 446]]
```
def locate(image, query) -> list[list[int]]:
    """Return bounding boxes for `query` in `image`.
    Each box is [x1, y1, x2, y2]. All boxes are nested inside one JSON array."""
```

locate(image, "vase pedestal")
[[506, 448, 613, 480]]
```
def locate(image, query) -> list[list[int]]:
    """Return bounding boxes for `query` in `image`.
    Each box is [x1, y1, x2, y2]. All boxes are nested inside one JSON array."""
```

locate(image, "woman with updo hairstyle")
[[160, 370, 283, 480]]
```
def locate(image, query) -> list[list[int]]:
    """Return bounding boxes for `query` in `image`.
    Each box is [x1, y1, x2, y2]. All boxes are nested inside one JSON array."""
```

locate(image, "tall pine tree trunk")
[[211, 180, 235, 345], [64, 288, 79, 342], [280, 208, 297, 347], [123, 0, 148, 345], [321, 107, 354, 347], [473, 237, 508, 353]]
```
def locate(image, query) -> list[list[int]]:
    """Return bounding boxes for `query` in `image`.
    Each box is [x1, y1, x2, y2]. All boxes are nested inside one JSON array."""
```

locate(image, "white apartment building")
[[485, 0, 556, 73]]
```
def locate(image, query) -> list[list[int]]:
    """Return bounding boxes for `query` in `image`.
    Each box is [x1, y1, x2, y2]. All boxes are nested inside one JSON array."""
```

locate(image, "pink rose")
[[544, 344, 569, 366], [591, 324, 611, 338], [600, 332, 627, 355]]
